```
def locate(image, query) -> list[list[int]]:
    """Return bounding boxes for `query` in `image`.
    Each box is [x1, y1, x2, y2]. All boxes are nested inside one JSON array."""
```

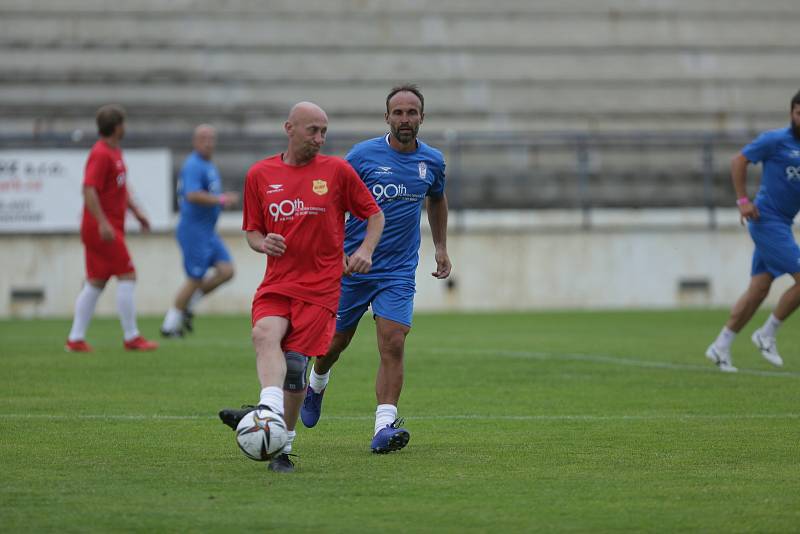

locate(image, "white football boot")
[[705, 343, 738, 373], [751, 329, 784, 367]]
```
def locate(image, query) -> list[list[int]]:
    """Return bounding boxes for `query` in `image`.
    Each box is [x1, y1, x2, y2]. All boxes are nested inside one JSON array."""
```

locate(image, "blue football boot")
[[300, 387, 325, 428], [370, 417, 410, 454]]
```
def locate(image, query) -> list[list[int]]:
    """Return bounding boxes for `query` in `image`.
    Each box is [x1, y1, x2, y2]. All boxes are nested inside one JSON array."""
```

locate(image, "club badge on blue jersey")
[[418, 162, 427, 180]]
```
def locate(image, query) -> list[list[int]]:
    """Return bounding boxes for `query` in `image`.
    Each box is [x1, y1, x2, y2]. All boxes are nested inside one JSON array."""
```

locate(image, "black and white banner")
[[0, 149, 172, 233]]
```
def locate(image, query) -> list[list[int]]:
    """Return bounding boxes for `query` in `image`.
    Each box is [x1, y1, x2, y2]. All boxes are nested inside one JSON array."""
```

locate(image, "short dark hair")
[[96, 104, 126, 137], [386, 84, 424, 114], [792, 90, 800, 110]]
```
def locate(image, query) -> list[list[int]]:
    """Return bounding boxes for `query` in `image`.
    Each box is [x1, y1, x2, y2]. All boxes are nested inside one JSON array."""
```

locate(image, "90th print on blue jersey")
[[342, 133, 445, 280]]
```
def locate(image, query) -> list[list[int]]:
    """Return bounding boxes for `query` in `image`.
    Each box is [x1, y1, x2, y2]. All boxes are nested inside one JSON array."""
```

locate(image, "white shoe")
[[705, 343, 738, 373], [751, 330, 784, 367]]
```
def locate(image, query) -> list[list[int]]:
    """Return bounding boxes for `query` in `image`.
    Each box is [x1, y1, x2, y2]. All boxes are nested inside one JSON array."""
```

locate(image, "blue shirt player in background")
[[706, 90, 800, 372], [161, 124, 240, 337], [301, 84, 452, 453]]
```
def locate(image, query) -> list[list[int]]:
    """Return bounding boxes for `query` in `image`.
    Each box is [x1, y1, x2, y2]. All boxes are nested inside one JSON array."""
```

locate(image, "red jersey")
[[243, 154, 381, 312], [81, 140, 128, 236]]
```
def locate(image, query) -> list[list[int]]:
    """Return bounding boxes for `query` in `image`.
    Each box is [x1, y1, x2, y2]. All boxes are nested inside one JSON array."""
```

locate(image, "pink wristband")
[[736, 197, 750, 206], [218, 193, 228, 205]]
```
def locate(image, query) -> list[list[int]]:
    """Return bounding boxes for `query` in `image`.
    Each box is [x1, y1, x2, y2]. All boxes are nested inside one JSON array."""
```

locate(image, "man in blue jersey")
[[300, 84, 452, 452], [706, 90, 800, 372], [161, 124, 239, 337]]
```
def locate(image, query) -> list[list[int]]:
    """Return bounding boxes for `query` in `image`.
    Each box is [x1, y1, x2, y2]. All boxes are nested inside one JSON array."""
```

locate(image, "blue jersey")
[[343, 134, 446, 280], [176, 151, 223, 236], [742, 126, 800, 223]]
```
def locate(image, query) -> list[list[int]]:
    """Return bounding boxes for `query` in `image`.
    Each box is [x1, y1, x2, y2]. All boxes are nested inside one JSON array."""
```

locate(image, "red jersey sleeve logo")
[[116, 160, 126, 187]]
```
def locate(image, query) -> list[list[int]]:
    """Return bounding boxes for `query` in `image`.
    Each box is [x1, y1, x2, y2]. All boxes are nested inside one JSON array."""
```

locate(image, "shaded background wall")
[[1, 0, 799, 316]]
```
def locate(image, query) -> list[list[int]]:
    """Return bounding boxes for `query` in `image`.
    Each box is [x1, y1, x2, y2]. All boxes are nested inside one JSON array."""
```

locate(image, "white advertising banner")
[[0, 149, 172, 233]]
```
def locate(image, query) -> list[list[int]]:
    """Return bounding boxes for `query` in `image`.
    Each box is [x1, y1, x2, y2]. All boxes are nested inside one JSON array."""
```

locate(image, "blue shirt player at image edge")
[[706, 88, 800, 372]]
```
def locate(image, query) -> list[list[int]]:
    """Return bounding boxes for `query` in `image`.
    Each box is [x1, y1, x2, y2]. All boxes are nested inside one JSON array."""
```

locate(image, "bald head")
[[193, 124, 216, 159], [283, 102, 328, 165], [287, 101, 327, 124]]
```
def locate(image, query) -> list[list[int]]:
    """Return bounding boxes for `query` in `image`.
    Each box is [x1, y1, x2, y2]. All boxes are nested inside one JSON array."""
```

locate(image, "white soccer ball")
[[235, 407, 288, 461]]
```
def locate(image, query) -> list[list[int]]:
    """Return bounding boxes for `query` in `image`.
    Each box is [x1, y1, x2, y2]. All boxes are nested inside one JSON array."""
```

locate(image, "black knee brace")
[[284, 351, 309, 391]]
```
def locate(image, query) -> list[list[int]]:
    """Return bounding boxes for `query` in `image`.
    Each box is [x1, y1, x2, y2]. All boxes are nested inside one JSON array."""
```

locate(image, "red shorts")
[[82, 230, 135, 280], [251, 292, 335, 357]]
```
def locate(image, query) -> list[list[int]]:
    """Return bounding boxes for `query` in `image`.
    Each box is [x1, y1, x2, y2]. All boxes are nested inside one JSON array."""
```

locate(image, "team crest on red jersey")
[[115, 160, 126, 186], [312, 179, 328, 195]]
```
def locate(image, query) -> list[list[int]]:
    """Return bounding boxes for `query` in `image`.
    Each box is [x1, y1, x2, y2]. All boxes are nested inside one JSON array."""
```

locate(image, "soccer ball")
[[235, 407, 288, 461]]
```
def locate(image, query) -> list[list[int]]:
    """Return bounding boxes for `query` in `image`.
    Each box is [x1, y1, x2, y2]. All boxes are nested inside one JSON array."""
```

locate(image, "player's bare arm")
[[427, 194, 451, 279], [246, 230, 286, 256], [186, 190, 240, 208], [245, 230, 265, 253], [345, 211, 385, 275], [82, 185, 115, 241], [126, 191, 151, 232], [732, 153, 760, 224]]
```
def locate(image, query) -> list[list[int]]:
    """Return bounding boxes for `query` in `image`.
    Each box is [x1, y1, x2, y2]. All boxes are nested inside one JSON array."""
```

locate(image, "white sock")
[[68, 283, 102, 341], [375, 404, 398, 436], [259, 387, 284, 415], [309, 367, 330, 393], [760, 314, 782, 338], [117, 280, 140, 341], [161, 307, 183, 332], [283, 430, 296, 454], [187, 289, 204, 312], [714, 326, 736, 350]]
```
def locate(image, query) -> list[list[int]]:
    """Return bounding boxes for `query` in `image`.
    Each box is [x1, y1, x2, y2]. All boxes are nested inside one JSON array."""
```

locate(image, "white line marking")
[[43, 340, 798, 378], [0, 413, 798, 422], [426, 348, 800, 378], [0, 413, 208, 421]]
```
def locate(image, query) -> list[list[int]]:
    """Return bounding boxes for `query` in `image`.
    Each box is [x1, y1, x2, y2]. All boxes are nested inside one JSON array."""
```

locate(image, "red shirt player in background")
[[65, 104, 158, 352], [219, 102, 384, 473]]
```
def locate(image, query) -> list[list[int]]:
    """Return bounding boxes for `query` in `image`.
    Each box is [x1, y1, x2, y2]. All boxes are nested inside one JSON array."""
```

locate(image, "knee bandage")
[[284, 351, 309, 391]]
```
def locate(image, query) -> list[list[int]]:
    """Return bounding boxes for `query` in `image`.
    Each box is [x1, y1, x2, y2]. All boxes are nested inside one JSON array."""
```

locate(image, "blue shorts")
[[336, 277, 416, 332], [748, 218, 800, 277], [177, 231, 232, 280]]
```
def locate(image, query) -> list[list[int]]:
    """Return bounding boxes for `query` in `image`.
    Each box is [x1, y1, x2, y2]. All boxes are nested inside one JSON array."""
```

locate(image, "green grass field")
[[1, 310, 799, 532]]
